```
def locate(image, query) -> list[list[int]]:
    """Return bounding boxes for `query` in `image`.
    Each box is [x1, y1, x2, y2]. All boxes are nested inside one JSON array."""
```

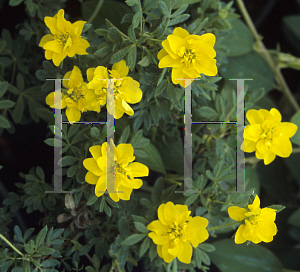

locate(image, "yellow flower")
[[147, 202, 209, 264], [46, 66, 92, 123], [228, 195, 277, 244], [242, 108, 298, 165], [39, 9, 90, 66], [83, 141, 149, 202], [157, 27, 218, 87], [86, 60, 143, 119]]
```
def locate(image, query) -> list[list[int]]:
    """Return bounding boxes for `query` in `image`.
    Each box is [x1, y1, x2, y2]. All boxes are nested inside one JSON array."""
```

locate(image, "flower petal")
[[244, 139, 256, 152], [234, 224, 247, 244], [173, 27, 190, 39], [159, 55, 181, 68], [277, 122, 298, 138], [270, 108, 282, 122], [112, 60, 129, 78], [85, 171, 99, 185], [244, 124, 262, 142], [177, 241, 192, 264], [271, 135, 292, 157], [157, 48, 168, 60], [95, 175, 106, 197], [126, 162, 149, 177], [148, 232, 169, 245], [246, 109, 263, 125], [228, 206, 247, 221]]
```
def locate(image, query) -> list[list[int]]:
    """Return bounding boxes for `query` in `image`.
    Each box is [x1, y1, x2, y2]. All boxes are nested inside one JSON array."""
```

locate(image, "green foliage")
[[0, 0, 299, 271]]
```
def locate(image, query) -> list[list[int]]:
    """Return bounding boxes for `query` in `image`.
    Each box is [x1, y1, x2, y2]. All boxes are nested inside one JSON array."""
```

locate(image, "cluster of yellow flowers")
[[45, 60, 143, 122], [39, 8, 297, 267]]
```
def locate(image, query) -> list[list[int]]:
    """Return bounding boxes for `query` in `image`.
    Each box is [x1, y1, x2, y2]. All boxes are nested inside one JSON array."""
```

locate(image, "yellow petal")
[[89, 145, 102, 160], [168, 239, 183, 256], [44, 16, 59, 35], [198, 33, 216, 47], [157, 245, 163, 258], [263, 152, 276, 165], [52, 52, 67, 66], [173, 27, 190, 39], [177, 242, 192, 264], [112, 60, 129, 78], [72, 21, 86, 36], [66, 106, 81, 122], [148, 232, 169, 245], [85, 171, 99, 185], [161, 243, 176, 263], [246, 109, 263, 125], [228, 206, 247, 221], [117, 184, 132, 201], [244, 139, 256, 152], [248, 195, 260, 213], [69, 66, 83, 84], [147, 220, 169, 234], [75, 38, 90, 55], [46, 91, 66, 109], [163, 202, 177, 223], [157, 48, 168, 60], [121, 99, 134, 116], [277, 122, 298, 138], [256, 139, 270, 154], [39, 34, 53, 47], [126, 162, 149, 177], [270, 108, 282, 122], [162, 39, 178, 59], [271, 136, 292, 157], [260, 208, 276, 222], [95, 175, 106, 197], [45, 50, 53, 60], [158, 55, 181, 68], [171, 67, 184, 86], [244, 124, 262, 142], [234, 224, 247, 244], [43, 40, 63, 53], [116, 143, 134, 163], [83, 158, 99, 173], [56, 9, 67, 32], [158, 203, 169, 226], [168, 35, 186, 54], [258, 109, 273, 121]]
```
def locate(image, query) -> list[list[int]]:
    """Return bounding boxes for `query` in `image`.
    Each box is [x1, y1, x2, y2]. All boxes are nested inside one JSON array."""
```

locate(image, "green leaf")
[[138, 56, 150, 67], [151, 177, 164, 205], [288, 207, 300, 226], [58, 156, 79, 167], [130, 129, 150, 149], [104, 202, 112, 217], [134, 148, 148, 158], [198, 106, 219, 120], [118, 125, 130, 144], [126, 45, 137, 71], [197, 243, 215, 252], [111, 46, 132, 64], [125, 0, 139, 6], [215, 18, 254, 57], [9, 0, 23, 7], [131, 215, 150, 225], [92, 254, 100, 271], [41, 259, 60, 268], [169, 14, 190, 26], [266, 205, 285, 213], [0, 40, 6, 53], [219, 51, 275, 93], [36, 225, 48, 247], [118, 217, 130, 238], [38, 247, 56, 255], [171, 4, 188, 18], [158, 1, 169, 15], [128, 25, 136, 43], [86, 195, 98, 206], [0, 115, 11, 128], [16, 73, 24, 91], [94, 46, 111, 57], [0, 81, 8, 98], [123, 234, 147, 245], [290, 110, 300, 146], [184, 194, 199, 206], [135, 143, 166, 173], [134, 222, 149, 233], [139, 236, 150, 257], [208, 239, 284, 272], [12, 95, 24, 123], [82, 1, 132, 33], [155, 79, 167, 96], [14, 225, 23, 243], [283, 15, 300, 51], [0, 100, 15, 109], [167, 82, 183, 110], [132, 12, 143, 28], [94, 28, 108, 36]]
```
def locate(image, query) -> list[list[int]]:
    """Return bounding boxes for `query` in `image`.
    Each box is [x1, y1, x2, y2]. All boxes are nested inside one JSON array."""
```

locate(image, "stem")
[[207, 222, 239, 231], [87, 0, 104, 25], [0, 233, 24, 257], [235, 0, 300, 112]]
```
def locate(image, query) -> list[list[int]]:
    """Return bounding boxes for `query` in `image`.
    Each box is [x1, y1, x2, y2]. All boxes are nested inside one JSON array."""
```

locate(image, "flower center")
[[246, 213, 263, 229], [178, 47, 196, 65], [167, 220, 188, 243], [54, 31, 70, 45], [67, 86, 85, 102]]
